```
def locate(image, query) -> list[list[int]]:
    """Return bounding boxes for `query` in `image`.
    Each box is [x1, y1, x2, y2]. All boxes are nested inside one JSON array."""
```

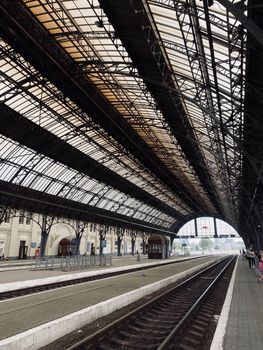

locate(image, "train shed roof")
[[0, 0, 262, 241]]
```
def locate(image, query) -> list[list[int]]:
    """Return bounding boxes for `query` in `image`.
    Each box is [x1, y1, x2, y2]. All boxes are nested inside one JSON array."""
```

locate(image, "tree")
[[98, 224, 109, 256], [129, 229, 137, 255], [199, 237, 213, 252], [141, 232, 148, 254], [116, 227, 125, 256], [74, 220, 89, 255], [39, 214, 56, 257]]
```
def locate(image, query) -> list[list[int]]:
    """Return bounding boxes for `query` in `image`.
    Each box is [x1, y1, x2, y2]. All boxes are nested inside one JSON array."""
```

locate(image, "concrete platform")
[[0, 254, 207, 291], [211, 255, 263, 349], [0, 260, 38, 272], [0, 255, 138, 273], [0, 255, 220, 350], [0, 255, 145, 284], [0, 255, 147, 273], [2, 255, 261, 350]]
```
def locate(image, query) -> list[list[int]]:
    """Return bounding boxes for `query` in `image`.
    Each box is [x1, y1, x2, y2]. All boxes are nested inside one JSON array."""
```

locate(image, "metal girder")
[[144, 0, 242, 223], [0, 0, 202, 214], [147, 0, 247, 225], [83, 52, 242, 105], [0, 179, 179, 235], [0, 40, 179, 208], [238, 2, 263, 232], [216, 0, 263, 48], [0, 103, 184, 220], [172, 0, 236, 220], [202, 0, 241, 225], [99, 0, 222, 216], [3, 0, 261, 235]]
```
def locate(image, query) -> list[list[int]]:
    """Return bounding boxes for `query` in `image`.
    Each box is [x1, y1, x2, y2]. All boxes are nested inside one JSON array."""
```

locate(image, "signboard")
[[31, 242, 37, 248]]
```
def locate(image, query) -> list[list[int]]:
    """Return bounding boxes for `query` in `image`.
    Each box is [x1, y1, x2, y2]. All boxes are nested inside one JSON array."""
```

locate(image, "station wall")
[[0, 215, 143, 260]]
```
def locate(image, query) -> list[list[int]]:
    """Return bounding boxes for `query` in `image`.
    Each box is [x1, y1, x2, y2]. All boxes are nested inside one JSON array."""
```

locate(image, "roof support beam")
[[0, 180, 178, 236], [0, 102, 183, 220], [0, 0, 201, 214], [216, 0, 263, 48], [99, 0, 222, 215]]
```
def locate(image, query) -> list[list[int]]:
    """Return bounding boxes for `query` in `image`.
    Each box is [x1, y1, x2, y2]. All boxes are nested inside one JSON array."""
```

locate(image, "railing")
[[34, 255, 112, 271]]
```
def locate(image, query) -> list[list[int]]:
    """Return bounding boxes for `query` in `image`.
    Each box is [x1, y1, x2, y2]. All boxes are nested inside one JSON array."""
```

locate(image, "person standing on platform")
[[0, 254, 7, 261], [251, 249, 256, 268], [254, 250, 259, 269], [257, 255, 263, 282], [246, 247, 253, 268], [242, 249, 246, 260]]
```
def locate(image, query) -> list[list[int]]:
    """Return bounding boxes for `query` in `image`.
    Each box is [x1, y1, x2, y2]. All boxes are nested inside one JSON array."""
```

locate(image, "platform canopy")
[[0, 0, 262, 242]]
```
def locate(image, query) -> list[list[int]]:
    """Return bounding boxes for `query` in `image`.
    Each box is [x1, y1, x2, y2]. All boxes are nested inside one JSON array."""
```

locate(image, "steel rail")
[[0, 255, 208, 301], [65, 255, 235, 350], [157, 254, 236, 349]]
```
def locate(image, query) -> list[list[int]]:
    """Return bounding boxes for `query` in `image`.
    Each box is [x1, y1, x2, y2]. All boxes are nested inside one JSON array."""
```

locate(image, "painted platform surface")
[[223, 256, 263, 350], [0, 254, 205, 285], [0, 255, 146, 283], [0, 256, 218, 343]]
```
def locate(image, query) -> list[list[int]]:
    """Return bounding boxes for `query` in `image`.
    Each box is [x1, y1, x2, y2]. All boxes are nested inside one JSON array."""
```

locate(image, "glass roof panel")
[[22, 0, 214, 212], [0, 36, 190, 216], [0, 0, 246, 228], [0, 134, 177, 226], [148, 0, 245, 222]]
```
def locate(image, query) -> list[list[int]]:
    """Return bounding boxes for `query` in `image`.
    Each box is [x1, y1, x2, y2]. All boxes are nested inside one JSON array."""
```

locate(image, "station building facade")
[[0, 212, 143, 260]]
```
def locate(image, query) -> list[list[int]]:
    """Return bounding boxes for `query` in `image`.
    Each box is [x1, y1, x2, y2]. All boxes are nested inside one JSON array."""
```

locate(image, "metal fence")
[[34, 255, 112, 271]]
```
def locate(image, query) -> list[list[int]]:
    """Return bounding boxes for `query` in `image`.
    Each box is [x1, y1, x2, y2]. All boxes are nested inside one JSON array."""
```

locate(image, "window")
[[19, 211, 24, 224], [4, 211, 10, 223], [26, 212, 32, 225]]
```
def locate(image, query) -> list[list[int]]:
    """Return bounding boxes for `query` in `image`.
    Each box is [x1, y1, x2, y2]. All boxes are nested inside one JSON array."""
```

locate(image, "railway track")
[[0, 256, 208, 301], [65, 255, 236, 350]]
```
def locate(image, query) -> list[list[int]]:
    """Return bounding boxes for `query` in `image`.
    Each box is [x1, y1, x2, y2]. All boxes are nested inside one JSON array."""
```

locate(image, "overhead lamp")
[[95, 20, 104, 28]]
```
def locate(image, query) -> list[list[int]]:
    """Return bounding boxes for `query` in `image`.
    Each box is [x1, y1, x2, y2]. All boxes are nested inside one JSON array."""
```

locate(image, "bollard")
[[137, 253, 141, 262]]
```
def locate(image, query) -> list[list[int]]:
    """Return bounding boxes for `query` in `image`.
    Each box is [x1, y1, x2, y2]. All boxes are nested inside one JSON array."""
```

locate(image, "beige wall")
[[0, 215, 143, 259]]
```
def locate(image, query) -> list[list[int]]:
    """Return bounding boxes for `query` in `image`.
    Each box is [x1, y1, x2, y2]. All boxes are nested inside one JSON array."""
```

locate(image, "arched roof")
[[0, 0, 262, 242]]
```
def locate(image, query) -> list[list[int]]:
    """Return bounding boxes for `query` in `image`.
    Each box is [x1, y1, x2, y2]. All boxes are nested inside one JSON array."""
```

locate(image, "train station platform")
[[0, 255, 218, 350], [3, 254, 260, 350], [0, 253, 205, 287], [211, 255, 263, 350], [0, 254, 144, 284]]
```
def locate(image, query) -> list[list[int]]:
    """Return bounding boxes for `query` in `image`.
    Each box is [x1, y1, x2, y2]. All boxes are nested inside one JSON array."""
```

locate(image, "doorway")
[[18, 240, 28, 259]]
